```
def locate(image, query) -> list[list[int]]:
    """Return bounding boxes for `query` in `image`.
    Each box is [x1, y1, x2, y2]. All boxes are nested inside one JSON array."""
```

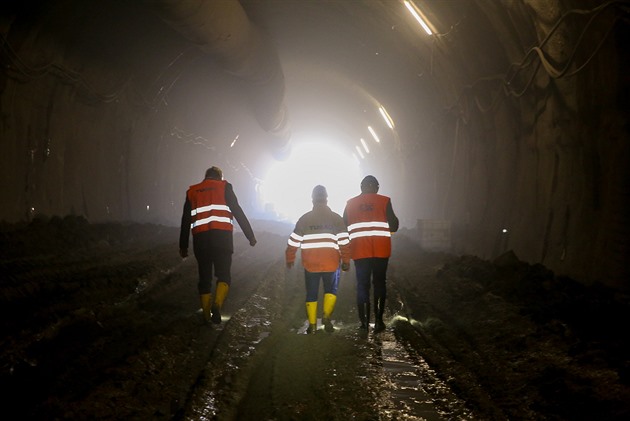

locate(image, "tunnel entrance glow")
[[260, 141, 362, 222]]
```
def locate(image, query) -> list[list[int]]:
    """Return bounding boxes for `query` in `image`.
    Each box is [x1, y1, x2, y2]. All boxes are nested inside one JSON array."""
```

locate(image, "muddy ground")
[[1, 216, 629, 420]]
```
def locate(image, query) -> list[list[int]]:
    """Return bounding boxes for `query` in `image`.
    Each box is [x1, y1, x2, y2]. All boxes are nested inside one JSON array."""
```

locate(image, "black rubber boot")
[[358, 302, 370, 330], [374, 297, 386, 333], [211, 304, 221, 324]]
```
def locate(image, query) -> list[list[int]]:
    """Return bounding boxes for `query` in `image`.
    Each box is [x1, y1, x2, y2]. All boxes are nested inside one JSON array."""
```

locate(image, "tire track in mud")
[[387, 239, 531, 420], [387, 257, 507, 420]]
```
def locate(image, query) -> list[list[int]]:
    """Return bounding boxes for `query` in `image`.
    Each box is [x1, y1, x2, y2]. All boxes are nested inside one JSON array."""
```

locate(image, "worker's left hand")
[[286, 261, 294, 269], [341, 262, 350, 272], [249, 238, 257, 247], [179, 248, 188, 258]]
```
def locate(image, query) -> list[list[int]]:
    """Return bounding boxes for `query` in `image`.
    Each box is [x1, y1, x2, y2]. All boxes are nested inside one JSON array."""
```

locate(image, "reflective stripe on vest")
[[347, 221, 391, 240], [288, 232, 344, 250], [191, 204, 231, 216], [337, 232, 350, 246], [191, 215, 233, 229], [287, 228, 350, 272]]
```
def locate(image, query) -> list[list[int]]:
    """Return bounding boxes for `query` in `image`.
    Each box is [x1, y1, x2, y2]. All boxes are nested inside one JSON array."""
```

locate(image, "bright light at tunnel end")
[[259, 141, 363, 223]]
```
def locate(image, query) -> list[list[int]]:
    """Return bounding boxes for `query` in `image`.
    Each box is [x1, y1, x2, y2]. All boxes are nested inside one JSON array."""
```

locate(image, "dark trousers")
[[304, 269, 340, 302], [354, 257, 389, 304], [193, 237, 232, 294]]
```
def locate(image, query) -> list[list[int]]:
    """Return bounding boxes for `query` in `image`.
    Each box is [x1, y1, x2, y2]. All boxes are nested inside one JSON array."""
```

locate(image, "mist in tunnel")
[[1, 0, 628, 287]]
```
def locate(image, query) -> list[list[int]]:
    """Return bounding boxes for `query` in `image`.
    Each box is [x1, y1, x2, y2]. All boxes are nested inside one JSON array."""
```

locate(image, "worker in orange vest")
[[286, 185, 351, 334], [343, 175, 399, 332], [179, 166, 257, 324]]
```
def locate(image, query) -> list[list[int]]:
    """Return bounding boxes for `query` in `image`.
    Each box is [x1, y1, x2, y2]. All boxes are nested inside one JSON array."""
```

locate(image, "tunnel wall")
[[425, 1, 629, 288], [0, 1, 191, 226]]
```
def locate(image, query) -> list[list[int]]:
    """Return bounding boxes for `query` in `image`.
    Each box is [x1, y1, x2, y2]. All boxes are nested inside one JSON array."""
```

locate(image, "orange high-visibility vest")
[[345, 193, 392, 259], [286, 206, 350, 273], [187, 179, 233, 235]]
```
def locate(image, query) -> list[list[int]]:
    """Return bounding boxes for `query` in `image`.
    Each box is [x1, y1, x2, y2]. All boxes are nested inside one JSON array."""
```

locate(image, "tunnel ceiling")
[[129, 0, 606, 179]]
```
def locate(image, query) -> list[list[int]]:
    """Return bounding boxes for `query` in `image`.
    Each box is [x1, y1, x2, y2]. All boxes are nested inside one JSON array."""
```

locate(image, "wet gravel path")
[[184, 254, 473, 421]]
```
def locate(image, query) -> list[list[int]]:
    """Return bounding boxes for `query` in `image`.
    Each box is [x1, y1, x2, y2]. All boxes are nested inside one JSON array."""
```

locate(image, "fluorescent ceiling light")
[[360, 138, 370, 153], [368, 126, 380, 143], [355, 145, 365, 159], [379, 106, 395, 129], [404, 0, 433, 35]]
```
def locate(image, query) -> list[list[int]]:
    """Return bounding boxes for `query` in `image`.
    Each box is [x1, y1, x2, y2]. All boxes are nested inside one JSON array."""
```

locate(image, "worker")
[[343, 175, 399, 332], [179, 166, 257, 324], [286, 185, 351, 334]]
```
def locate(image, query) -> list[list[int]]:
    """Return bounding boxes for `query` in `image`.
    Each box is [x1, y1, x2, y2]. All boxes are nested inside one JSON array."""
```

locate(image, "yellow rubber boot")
[[200, 293, 212, 323], [211, 282, 229, 324], [306, 301, 318, 334], [322, 293, 337, 332], [323, 293, 337, 318]]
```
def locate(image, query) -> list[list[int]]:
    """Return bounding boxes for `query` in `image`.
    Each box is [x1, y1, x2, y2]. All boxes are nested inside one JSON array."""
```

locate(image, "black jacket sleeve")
[[225, 183, 256, 243], [179, 194, 192, 250], [386, 199, 399, 233]]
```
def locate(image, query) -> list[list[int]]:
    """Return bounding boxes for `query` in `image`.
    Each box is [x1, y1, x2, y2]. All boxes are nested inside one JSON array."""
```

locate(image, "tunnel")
[[1, 1, 629, 420]]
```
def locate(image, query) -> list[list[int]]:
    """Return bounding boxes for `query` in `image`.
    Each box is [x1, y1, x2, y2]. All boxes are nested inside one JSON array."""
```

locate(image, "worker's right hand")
[[249, 238, 257, 247], [286, 261, 294, 269], [179, 248, 188, 258], [341, 262, 350, 272]]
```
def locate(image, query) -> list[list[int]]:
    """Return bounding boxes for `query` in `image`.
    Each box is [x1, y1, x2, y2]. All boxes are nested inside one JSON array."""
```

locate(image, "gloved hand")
[[249, 238, 257, 247], [179, 248, 188, 258], [341, 262, 350, 272], [286, 261, 294, 269]]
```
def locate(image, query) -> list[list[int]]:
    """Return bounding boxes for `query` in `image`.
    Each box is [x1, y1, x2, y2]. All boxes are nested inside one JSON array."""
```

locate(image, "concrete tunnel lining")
[[0, 0, 629, 287]]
